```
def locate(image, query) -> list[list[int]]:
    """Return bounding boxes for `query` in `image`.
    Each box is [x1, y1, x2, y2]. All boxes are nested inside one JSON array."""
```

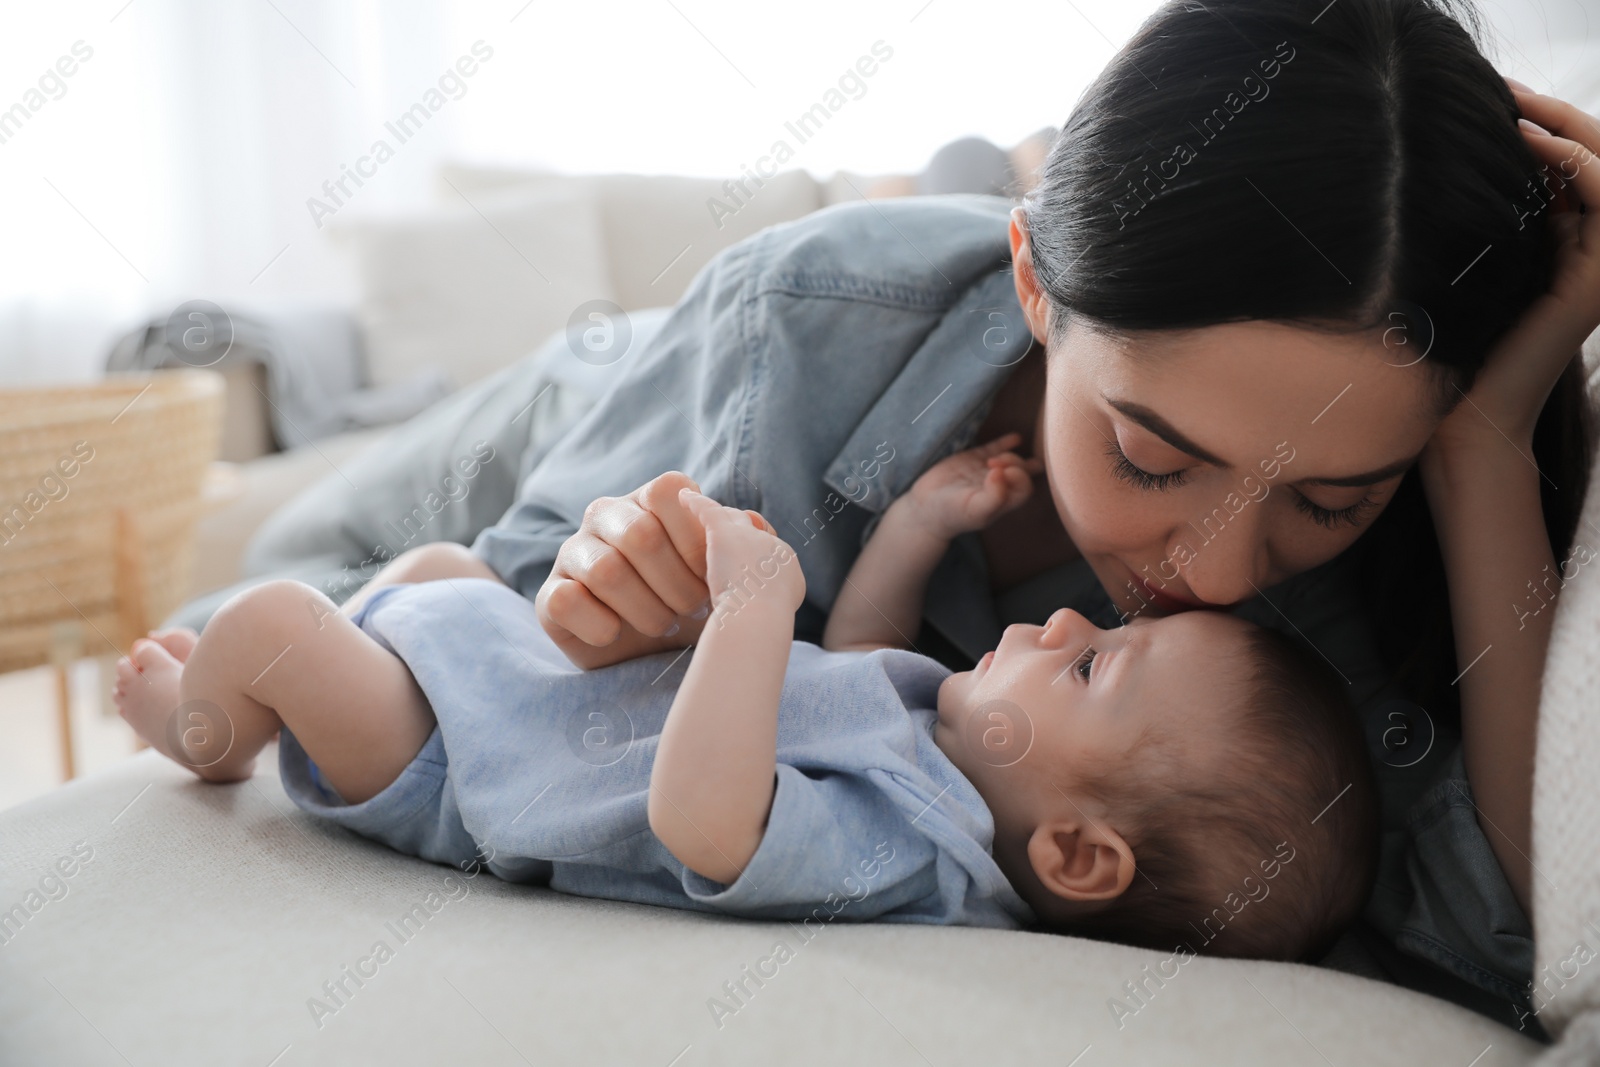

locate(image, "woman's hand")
[[1434, 81, 1599, 456], [535, 471, 711, 669], [898, 432, 1042, 541], [678, 489, 805, 621]]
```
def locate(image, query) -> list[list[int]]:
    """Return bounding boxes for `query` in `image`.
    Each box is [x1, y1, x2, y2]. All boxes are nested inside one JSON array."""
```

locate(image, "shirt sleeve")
[[1389, 747, 1534, 1003], [675, 763, 943, 922], [471, 235, 766, 599]]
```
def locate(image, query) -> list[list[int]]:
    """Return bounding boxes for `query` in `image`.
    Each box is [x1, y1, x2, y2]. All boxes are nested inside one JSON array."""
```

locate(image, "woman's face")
[[1011, 216, 1442, 619]]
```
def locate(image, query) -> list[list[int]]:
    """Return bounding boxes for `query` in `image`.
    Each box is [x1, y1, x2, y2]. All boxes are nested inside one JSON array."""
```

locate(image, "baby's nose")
[[1041, 608, 1095, 644]]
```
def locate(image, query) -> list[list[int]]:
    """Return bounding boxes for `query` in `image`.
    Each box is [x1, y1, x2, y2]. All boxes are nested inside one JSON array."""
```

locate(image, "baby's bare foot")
[[114, 639, 251, 780], [147, 627, 200, 663], [114, 639, 182, 753]]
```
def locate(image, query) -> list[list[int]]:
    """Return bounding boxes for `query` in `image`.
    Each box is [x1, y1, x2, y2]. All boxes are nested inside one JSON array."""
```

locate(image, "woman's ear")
[[1027, 816, 1136, 903], [1008, 207, 1052, 345]]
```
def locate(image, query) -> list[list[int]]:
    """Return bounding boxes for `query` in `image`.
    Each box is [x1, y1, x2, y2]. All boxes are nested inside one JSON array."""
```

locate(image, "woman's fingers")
[[1509, 85, 1600, 159], [560, 526, 683, 638], [1521, 125, 1598, 220], [637, 472, 711, 584], [590, 497, 707, 620], [537, 574, 624, 647]]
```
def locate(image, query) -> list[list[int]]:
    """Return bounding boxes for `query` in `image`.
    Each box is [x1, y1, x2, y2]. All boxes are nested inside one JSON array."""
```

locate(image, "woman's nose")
[[1175, 514, 1272, 607]]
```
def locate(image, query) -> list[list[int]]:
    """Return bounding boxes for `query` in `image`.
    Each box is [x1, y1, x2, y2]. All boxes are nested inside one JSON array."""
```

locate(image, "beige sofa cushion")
[[0, 745, 1534, 1065], [331, 183, 617, 390], [436, 164, 824, 311]]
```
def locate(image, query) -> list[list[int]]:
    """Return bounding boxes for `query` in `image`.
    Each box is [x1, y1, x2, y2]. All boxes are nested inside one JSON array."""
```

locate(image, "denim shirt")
[[473, 193, 1534, 1026]]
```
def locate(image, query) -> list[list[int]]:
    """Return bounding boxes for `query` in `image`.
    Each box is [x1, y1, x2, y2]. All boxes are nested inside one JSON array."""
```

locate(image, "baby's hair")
[[1062, 623, 1378, 962]]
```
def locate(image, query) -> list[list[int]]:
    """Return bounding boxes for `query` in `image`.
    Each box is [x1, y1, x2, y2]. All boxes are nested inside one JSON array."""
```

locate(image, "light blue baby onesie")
[[278, 578, 1034, 929]]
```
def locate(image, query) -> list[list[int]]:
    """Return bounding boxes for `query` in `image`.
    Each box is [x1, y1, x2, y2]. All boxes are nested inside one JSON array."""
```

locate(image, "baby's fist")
[[677, 489, 806, 621], [903, 433, 1041, 539]]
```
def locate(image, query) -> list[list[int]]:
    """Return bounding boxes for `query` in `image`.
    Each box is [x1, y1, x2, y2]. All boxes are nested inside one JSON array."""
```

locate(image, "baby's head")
[[934, 607, 1376, 961]]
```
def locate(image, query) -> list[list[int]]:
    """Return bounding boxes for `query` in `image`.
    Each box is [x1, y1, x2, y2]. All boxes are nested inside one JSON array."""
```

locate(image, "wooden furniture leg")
[[114, 508, 154, 754], [49, 622, 82, 782]]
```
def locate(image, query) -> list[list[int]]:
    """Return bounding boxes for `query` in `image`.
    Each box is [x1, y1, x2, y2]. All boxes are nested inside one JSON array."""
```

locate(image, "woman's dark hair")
[[1021, 0, 1592, 716]]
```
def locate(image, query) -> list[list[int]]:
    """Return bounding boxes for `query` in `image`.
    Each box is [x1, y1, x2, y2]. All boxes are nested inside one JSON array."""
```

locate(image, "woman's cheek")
[[1271, 519, 1366, 581], [1046, 433, 1170, 555], [1247, 491, 1385, 587]]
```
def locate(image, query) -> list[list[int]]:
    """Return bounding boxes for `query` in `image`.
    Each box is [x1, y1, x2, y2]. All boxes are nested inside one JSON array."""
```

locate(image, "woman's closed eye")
[[1104, 439, 1189, 491], [1109, 434, 1385, 530], [1291, 489, 1379, 529]]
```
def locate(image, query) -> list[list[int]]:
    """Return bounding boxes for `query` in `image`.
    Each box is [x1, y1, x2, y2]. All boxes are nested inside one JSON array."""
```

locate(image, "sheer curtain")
[[0, 0, 458, 382], [0, 0, 1583, 383]]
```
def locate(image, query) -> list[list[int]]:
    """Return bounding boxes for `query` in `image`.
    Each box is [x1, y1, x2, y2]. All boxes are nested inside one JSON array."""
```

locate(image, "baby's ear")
[[1027, 816, 1136, 903]]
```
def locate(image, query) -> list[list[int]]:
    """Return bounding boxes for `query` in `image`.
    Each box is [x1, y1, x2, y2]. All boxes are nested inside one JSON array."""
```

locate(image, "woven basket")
[[0, 369, 223, 673]]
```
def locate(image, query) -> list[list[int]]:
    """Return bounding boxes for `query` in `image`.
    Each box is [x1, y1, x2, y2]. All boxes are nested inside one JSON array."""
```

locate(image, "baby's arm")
[[647, 490, 806, 884], [823, 433, 1039, 653]]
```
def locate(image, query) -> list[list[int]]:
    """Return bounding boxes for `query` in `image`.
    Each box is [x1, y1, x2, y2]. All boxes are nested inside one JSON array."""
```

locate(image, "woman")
[[489, 0, 1595, 1030], [198, 0, 1594, 1035]]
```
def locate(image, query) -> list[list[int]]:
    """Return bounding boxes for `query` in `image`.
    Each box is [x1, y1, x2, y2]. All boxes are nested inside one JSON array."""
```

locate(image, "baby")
[[115, 435, 1376, 961]]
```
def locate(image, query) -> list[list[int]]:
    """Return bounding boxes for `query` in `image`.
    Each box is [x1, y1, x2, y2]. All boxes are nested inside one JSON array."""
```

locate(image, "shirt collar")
[[821, 268, 1036, 514]]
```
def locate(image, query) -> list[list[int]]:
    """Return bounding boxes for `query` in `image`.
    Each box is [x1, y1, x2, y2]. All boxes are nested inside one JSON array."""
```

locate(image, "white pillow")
[[331, 183, 615, 390], [435, 164, 823, 311]]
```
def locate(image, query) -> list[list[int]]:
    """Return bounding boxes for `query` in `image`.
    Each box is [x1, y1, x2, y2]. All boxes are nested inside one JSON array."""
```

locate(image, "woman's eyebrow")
[[1300, 456, 1417, 488], [1108, 395, 1418, 488], [1105, 397, 1228, 466]]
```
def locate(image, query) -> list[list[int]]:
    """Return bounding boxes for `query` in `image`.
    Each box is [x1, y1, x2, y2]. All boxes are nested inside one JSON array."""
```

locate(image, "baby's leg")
[[339, 542, 502, 619], [117, 579, 435, 804]]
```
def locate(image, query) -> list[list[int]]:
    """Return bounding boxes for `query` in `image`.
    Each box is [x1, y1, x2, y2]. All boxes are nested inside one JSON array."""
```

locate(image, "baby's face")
[[934, 607, 1254, 806]]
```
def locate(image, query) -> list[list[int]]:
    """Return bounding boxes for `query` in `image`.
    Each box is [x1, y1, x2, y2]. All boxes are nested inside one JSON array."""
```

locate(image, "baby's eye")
[[1076, 647, 1096, 682]]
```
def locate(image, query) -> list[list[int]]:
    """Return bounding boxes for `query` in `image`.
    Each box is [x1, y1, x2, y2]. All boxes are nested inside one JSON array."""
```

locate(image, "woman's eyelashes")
[[1291, 489, 1379, 529], [1105, 439, 1189, 491], [1108, 434, 1383, 531]]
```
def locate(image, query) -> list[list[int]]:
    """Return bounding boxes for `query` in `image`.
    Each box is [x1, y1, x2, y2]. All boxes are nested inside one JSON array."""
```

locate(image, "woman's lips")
[[1136, 576, 1207, 614], [977, 650, 994, 669]]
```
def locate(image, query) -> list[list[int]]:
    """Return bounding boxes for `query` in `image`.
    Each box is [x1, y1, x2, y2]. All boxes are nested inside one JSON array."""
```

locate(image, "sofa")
[[8, 89, 1600, 1060], [0, 744, 1544, 1066]]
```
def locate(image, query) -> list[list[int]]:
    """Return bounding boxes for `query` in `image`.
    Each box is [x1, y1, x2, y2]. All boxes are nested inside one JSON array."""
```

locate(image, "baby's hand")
[[901, 433, 1041, 540], [677, 489, 806, 619]]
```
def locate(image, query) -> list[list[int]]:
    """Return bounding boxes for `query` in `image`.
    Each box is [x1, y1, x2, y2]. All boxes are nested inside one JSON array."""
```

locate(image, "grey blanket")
[[107, 305, 451, 448]]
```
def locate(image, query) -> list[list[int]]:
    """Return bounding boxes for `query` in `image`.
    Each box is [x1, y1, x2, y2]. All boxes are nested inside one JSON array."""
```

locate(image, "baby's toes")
[[148, 627, 200, 662]]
